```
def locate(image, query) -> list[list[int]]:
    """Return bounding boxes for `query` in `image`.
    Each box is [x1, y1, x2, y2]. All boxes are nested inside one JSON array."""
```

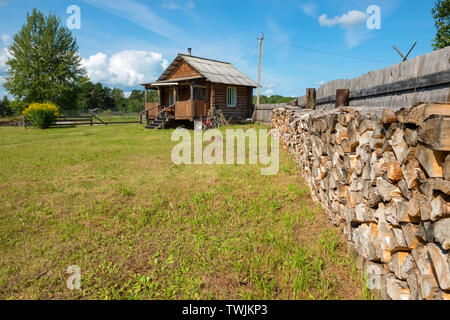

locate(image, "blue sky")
[[0, 0, 438, 98]]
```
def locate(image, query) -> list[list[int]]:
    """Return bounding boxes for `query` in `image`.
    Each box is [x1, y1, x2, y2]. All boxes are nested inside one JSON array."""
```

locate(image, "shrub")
[[22, 102, 60, 129], [9, 99, 28, 114]]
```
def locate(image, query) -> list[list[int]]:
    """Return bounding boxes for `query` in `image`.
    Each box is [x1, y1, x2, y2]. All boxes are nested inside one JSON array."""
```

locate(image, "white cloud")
[[0, 49, 9, 73], [315, 80, 325, 86], [263, 84, 276, 96], [186, 0, 195, 9], [0, 35, 11, 96], [266, 18, 290, 58], [0, 35, 11, 75], [267, 19, 289, 42], [82, 50, 169, 88], [319, 10, 367, 28], [1, 34, 10, 45], [345, 28, 373, 48], [318, 10, 371, 47], [0, 0, 14, 7], [162, 0, 195, 10], [82, 0, 184, 40], [298, 2, 317, 17], [162, 1, 180, 10]]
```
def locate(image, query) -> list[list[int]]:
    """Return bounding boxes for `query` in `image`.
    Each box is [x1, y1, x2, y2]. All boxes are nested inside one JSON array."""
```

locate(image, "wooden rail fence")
[[20, 114, 143, 128]]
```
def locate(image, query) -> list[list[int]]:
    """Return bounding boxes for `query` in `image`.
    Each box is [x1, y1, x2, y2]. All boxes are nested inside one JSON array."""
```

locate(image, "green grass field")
[[0, 124, 371, 300]]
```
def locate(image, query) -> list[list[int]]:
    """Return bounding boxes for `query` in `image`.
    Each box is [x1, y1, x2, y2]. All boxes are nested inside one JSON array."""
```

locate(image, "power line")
[[233, 43, 260, 66], [265, 38, 395, 64]]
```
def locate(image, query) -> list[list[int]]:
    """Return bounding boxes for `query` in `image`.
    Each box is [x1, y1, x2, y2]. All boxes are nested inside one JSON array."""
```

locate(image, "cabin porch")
[[143, 79, 209, 128]]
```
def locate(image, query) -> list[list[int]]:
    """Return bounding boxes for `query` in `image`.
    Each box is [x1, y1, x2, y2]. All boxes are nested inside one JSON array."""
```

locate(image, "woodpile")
[[272, 102, 450, 300]]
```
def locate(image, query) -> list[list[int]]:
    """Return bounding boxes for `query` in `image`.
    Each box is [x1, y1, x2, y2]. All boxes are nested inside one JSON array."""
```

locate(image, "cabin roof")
[[154, 54, 258, 87]]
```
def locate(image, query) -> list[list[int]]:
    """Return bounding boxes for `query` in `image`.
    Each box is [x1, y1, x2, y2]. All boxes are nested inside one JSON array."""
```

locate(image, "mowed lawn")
[[0, 124, 369, 300]]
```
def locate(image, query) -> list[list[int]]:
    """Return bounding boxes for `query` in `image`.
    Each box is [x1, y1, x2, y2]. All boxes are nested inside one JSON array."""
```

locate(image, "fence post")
[[90, 115, 93, 126], [306, 88, 316, 110], [336, 89, 350, 108]]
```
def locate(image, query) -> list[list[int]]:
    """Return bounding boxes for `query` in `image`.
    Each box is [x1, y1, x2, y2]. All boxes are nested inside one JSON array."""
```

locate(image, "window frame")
[[169, 90, 175, 105], [194, 87, 205, 101], [226, 87, 237, 107]]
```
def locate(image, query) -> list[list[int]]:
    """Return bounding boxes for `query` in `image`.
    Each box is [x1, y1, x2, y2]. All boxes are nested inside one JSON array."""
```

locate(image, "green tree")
[[112, 88, 126, 111], [4, 9, 86, 109], [127, 90, 151, 112], [8, 99, 28, 114], [0, 95, 13, 117], [128, 90, 143, 101], [76, 80, 119, 111], [432, 0, 450, 50], [75, 78, 95, 110], [253, 95, 295, 104]]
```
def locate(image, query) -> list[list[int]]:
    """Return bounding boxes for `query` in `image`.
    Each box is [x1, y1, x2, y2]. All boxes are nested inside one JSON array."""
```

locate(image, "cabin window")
[[227, 87, 237, 107], [194, 87, 205, 101]]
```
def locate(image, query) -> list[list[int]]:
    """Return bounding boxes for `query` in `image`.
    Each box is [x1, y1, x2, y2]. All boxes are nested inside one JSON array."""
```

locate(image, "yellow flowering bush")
[[22, 102, 60, 129]]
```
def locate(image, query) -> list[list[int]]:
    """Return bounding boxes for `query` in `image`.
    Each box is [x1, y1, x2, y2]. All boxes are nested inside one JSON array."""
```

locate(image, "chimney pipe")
[[188, 48, 192, 56]]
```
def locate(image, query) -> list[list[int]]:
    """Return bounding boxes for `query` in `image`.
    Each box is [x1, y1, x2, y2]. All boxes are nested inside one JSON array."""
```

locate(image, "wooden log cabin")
[[140, 50, 257, 129]]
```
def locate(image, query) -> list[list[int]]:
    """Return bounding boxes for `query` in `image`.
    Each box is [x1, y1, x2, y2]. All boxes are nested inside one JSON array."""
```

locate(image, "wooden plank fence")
[[294, 47, 450, 110], [254, 47, 450, 124], [254, 103, 287, 124]]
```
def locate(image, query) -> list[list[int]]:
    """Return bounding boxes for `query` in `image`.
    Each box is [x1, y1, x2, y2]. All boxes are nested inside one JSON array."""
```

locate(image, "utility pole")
[[253, 33, 264, 122]]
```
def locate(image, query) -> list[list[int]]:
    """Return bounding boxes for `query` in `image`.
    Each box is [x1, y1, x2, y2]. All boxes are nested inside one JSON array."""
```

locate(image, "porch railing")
[[175, 101, 207, 120], [145, 102, 160, 119], [140, 103, 160, 126], [141, 101, 207, 123]]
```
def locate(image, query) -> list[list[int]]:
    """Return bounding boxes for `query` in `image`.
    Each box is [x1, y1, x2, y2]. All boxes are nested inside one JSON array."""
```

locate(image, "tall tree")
[[432, 0, 450, 50], [76, 80, 120, 111], [4, 9, 86, 109], [0, 95, 13, 117], [127, 90, 156, 113], [112, 88, 126, 111]]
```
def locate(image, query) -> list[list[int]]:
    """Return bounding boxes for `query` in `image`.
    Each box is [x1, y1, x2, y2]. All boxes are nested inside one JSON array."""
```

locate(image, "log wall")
[[165, 61, 201, 80], [214, 84, 254, 121], [272, 103, 450, 300]]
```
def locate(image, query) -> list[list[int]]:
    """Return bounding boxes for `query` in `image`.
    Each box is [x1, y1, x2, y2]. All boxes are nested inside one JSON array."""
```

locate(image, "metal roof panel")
[[179, 54, 257, 87]]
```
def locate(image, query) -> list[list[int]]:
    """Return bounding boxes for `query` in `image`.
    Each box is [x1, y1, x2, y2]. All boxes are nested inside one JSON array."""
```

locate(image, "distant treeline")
[[252, 95, 295, 104], [0, 96, 14, 117], [70, 80, 159, 113], [0, 80, 160, 116]]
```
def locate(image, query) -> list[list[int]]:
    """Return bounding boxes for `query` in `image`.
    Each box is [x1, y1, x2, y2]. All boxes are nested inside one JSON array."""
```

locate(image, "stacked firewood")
[[272, 103, 450, 300]]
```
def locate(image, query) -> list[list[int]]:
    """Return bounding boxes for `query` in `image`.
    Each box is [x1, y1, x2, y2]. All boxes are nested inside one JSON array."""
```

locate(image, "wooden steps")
[[146, 119, 165, 130]]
